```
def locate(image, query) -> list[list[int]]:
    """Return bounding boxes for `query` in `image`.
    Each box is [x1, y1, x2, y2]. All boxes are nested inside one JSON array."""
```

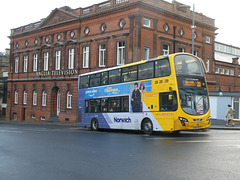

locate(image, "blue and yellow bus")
[[77, 53, 210, 134]]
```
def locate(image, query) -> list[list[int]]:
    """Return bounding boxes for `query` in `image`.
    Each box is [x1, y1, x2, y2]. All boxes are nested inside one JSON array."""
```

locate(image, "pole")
[[191, 4, 195, 55]]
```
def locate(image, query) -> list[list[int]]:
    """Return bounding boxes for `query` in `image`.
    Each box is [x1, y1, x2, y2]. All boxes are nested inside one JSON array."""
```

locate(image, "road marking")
[[0, 130, 22, 133], [176, 140, 212, 143]]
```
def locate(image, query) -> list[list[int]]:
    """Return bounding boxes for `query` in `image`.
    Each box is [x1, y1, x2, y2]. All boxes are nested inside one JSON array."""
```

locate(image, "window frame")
[[143, 18, 151, 28], [56, 50, 61, 70], [99, 44, 106, 67], [42, 90, 47, 106], [44, 52, 49, 71], [163, 45, 169, 55], [23, 90, 27, 105], [33, 90, 37, 105], [15, 57, 19, 73], [23, 55, 28, 72], [144, 47, 150, 60], [117, 41, 125, 65], [67, 91, 72, 109], [14, 90, 18, 104], [83, 46, 89, 68], [33, 54, 38, 72], [68, 48, 74, 69]]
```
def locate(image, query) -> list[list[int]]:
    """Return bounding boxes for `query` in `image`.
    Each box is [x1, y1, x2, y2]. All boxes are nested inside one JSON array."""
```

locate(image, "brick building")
[[208, 42, 240, 120], [7, 0, 216, 122]]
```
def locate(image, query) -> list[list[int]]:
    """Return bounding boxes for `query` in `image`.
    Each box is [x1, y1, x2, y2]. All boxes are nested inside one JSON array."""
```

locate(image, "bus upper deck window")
[[80, 76, 89, 89]]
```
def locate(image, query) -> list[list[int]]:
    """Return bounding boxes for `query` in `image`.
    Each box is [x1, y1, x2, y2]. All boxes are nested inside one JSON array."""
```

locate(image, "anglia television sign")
[[36, 69, 78, 77]]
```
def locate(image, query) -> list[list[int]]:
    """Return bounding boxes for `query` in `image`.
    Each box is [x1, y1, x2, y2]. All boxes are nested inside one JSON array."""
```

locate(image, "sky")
[[0, 0, 239, 52]]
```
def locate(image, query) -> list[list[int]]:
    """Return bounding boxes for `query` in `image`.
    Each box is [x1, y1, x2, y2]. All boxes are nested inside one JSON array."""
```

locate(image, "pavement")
[[1, 117, 240, 130]]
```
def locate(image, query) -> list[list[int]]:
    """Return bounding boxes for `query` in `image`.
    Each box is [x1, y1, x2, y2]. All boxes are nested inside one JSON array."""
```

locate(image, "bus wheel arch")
[[141, 118, 153, 135], [91, 118, 99, 131]]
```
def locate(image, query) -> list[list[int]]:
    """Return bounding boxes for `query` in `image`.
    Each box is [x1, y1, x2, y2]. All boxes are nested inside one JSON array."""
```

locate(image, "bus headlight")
[[179, 117, 188, 126], [207, 116, 211, 125]]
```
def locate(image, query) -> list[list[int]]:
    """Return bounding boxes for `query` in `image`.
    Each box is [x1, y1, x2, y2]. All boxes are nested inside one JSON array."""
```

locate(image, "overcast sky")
[[0, 0, 239, 52]]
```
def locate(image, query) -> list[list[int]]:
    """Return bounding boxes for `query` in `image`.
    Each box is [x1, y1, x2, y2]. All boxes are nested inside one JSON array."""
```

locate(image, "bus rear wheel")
[[91, 119, 99, 131], [142, 119, 153, 135]]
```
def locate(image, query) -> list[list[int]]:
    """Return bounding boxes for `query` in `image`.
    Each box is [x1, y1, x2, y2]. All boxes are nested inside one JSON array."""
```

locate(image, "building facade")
[[7, 0, 216, 122], [0, 49, 9, 118], [208, 42, 240, 120]]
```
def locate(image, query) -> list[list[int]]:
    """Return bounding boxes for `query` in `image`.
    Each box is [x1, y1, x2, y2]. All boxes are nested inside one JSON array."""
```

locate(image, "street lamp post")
[[178, 4, 195, 55], [191, 4, 195, 55]]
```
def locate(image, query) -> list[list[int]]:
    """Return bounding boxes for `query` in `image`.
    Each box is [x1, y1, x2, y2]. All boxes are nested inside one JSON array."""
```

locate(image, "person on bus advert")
[[139, 82, 146, 112], [131, 83, 141, 112], [225, 104, 235, 127]]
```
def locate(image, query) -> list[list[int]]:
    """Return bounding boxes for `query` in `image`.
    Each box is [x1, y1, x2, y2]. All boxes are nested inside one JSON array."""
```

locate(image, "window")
[[163, 45, 169, 55], [206, 36, 211, 43], [117, 41, 125, 65], [44, 52, 49, 71], [42, 90, 47, 106], [178, 48, 185, 52], [144, 47, 150, 60], [122, 66, 137, 82], [14, 90, 18, 104], [68, 48, 74, 69], [108, 97, 121, 112], [226, 69, 229, 75], [99, 44, 106, 67], [101, 71, 109, 86], [56, 50, 61, 70], [85, 100, 89, 113], [143, 18, 151, 27], [238, 70, 240, 77], [206, 59, 209, 73], [138, 62, 154, 80], [23, 56, 28, 72], [155, 59, 171, 77], [83, 46, 89, 68], [15, 57, 19, 73], [80, 76, 89, 89], [109, 69, 121, 84], [67, 91, 72, 108], [86, 96, 129, 113], [33, 54, 38, 72], [220, 68, 225, 74], [90, 99, 101, 113], [90, 73, 101, 87], [33, 90, 37, 105], [159, 91, 178, 111], [194, 50, 198, 56], [215, 67, 219, 74], [23, 90, 27, 105], [230, 69, 234, 76]]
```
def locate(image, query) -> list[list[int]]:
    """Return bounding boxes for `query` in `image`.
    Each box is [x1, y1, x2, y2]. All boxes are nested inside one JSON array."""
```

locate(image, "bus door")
[[158, 92, 177, 131]]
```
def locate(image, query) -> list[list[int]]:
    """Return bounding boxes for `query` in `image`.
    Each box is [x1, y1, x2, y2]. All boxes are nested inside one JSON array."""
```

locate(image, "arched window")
[[67, 91, 72, 108], [23, 90, 27, 105], [33, 90, 37, 105], [42, 90, 47, 106], [14, 90, 18, 104]]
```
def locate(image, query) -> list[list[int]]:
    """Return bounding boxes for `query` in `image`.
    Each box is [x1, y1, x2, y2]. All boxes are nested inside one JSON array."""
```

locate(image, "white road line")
[[0, 130, 22, 133], [176, 140, 212, 143]]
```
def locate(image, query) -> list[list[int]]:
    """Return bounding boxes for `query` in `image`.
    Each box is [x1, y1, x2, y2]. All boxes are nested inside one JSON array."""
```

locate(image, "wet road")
[[1, 123, 240, 180]]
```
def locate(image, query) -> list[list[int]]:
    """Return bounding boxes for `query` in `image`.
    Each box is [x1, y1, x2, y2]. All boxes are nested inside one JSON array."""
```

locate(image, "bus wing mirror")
[[169, 94, 173, 100]]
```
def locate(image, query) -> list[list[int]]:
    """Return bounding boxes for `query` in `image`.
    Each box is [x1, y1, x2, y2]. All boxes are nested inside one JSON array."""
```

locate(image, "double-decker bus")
[[77, 53, 210, 134]]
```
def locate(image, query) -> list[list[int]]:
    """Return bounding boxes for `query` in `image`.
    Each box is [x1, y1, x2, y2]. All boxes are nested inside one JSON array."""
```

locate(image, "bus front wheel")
[[142, 119, 153, 135], [91, 118, 99, 131]]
